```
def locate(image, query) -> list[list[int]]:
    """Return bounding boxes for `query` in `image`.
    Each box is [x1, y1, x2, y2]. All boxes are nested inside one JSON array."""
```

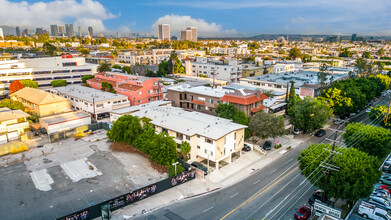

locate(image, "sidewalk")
[[106, 134, 310, 220]]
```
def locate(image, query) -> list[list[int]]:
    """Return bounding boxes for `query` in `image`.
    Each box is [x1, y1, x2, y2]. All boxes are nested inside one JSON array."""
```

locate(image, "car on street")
[[191, 162, 208, 175], [294, 205, 311, 220], [242, 143, 251, 151], [315, 129, 326, 137], [334, 119, 343, 125], [36, 145, 44, 148], [381, 176, 391, 186], [263, 141, 272, 150]]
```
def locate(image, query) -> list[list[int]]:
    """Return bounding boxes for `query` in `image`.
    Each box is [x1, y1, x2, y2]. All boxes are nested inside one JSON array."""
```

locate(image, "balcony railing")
[[7, 121, 29, 132]]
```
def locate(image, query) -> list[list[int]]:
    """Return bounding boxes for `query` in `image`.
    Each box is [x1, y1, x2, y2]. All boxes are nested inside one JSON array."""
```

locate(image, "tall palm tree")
[[97, 62, 112, 73]]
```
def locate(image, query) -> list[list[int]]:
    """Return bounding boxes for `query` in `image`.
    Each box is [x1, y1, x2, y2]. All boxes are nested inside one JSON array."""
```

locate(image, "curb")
[[184, 187, 221, 199]]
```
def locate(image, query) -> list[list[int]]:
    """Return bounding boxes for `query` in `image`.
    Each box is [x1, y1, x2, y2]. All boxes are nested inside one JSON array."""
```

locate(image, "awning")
[[269, 102, 288, 110], [251, 105, 266, 113]]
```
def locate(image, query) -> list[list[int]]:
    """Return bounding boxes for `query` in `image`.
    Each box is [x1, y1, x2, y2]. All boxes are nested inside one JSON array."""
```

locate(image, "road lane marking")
[[220, 166, 298, 220], [270, 169, 277, 174], [285, 158, 294, 164], [230, 193, 239, 198], [203, 206, 214, 213], [253, 180, 260, 185]]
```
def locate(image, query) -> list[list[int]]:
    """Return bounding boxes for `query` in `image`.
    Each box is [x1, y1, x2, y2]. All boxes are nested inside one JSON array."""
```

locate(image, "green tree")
[[289, 47, 302, 60], [101, 81, 116, 93], [112, 64, 122, 70], [216, 103, 249, 125], [0, 98, 25, 111], [122, 66, 131, 74], [169, 51, 185, 74], [368, 105, 391, 128], [248, 111, 286, 139], [43, 42, 57, 56], [157, 60, 170, 77], [107, 115, 143, 143], [97, 62, 112, 72], [377, 48, 385, 56], [362, 51, 372, 59], [20, 79, 38, 88], [180, 141, 191, 159], [79, 48, 89, 55], [288, 81, 296, 102], [51, 79, 67, 87], [298, 143, 381, 204], [168, 160, 185, 177], [82, 75, 94, 83], [317, 64, 328, 88], [343, 122, 391, 158], [288, 97, 332, 132], [339, 48, 353, 58]]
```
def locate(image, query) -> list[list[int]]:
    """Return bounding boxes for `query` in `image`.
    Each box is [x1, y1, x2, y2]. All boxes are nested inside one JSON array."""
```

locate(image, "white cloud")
[[151, 14, 236, 37], [0, 0, 116, 33]]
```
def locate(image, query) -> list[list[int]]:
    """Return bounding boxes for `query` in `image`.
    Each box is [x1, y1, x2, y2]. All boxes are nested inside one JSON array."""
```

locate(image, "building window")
[[234, 132, 236, 140], [224, 137, 226, 144], [186, 136, 190, 140], [196, 104, 201, 110], [138, 100, 142, 103], [205, 138, 213, 144], [209, 99, 214, 104], [204, 149, 207, 154], [138, 91, 142, 95], [198, 97, 205, 101], [96, 104, 104, 108], [234, 143, 236, 150], [210, 151, 213, 156], [197, 145, 200, 149]]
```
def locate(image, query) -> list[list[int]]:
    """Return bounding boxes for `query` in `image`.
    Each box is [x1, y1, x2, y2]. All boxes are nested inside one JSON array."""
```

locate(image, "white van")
[[358, 201, 391, 220]]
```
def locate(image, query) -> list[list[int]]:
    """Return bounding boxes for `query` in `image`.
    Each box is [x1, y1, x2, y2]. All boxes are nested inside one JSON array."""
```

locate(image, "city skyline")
[[0, 0, 390, 37]]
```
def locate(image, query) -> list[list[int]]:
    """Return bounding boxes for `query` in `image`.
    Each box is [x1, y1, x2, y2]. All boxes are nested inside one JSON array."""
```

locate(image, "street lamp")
[[172, 162, 179, 176]]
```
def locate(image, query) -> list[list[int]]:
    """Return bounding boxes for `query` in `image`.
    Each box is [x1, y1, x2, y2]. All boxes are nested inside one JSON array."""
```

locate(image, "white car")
[[366, 108, 372, 113], [358, 201, 391, 220]]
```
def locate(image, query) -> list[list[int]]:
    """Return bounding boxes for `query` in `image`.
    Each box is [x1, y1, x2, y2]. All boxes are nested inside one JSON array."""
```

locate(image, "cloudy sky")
[[1, 0, 391, 36]]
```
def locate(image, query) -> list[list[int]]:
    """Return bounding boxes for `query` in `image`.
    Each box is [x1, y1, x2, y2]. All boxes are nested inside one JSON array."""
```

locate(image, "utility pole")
[[92, 97, 97, 122], [321, 130, 341, 203]]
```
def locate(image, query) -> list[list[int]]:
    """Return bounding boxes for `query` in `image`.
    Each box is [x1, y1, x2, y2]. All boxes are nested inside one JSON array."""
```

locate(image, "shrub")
[[275, 144, 282, 149]]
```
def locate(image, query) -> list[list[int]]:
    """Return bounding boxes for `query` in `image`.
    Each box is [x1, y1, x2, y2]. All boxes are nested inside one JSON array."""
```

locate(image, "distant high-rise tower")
[[65, 24, 74, 38], [0, 28, 3, 39], [180, 30, 192, 41], [36, 28, 44, 35], [158, 24, 170, 41], [58, 25, 65, 36], [88, 26, 93, 37], [23, 29, 30, 37], [78, 26, 82, 37], [15, 27, 21, 37], [187, 27, 197, 41], [50, 25, 59, 36]]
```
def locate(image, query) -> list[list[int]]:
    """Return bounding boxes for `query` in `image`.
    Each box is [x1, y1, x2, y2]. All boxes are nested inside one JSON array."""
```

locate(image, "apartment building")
[[219, 89, 268, 117], [0, 107, 30, 144], [184, 57, 242, 83], [158, 24, 170, 41], [10, 87, 71, 117], [117, 49, 172, 65], [167, 85, 230, 115], [110, 100, 171, 122], [112, 105, 247, 170], [242, 64, 264, 77], [0, 56, 98, 94], [50, 85, 130, 118], [87, 72, 162, 105]]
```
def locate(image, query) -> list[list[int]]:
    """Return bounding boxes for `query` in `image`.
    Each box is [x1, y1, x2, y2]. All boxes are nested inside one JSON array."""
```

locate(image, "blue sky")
[[1, 0, 391, 36]]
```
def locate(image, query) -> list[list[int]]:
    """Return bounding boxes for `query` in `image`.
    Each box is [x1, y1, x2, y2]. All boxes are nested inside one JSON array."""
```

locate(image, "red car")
[[294, 205, 311, 220], [380, 185, 391, 194]]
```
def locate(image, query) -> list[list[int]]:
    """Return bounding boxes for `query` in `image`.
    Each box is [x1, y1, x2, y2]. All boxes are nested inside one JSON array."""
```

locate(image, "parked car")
[[242, 143, 251, 151], [358, 201, 391, 220], [334, 119, 343, 125], [191, 162, 208, 175], [263, 141, 272, 150], [350, 113, 357, 117], [381, 176, 391, 186], [293, 128, 302, 135], [366, 108, 372, 113], [383, 161, 391, 172], [294, 205, 311, 220], [368, 196, 391, 210], [36, 145, 44, 148], [315, 129, 326, 137], [381, 185, 391, 194], [374, 188, 391, 198], [308, 189, 323, 206], [373, 192, 391, 203]]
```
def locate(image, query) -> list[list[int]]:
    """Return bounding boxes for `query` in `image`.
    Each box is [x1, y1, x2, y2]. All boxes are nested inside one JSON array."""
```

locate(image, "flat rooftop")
[[167, 84, 232, 98], [51, 85, 128, 103], [0, 108, 30, 121], [111, 100, 171, 115], [40, 111, 90, 125], [130, 106, 247, 140]]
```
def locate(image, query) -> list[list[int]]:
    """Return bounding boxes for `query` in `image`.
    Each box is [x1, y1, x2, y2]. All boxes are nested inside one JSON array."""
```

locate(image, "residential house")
[[219, 89, 268, 117], [0, 107, 30, 144], [10, 87, 71, 117]]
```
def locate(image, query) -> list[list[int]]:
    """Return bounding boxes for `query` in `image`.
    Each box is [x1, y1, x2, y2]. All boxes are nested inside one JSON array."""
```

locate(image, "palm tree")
[[97, 62, 112, 73]]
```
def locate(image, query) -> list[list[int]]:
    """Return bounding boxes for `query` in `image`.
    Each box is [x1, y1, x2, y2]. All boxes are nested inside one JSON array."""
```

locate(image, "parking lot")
[[0, 135, 166, 220]]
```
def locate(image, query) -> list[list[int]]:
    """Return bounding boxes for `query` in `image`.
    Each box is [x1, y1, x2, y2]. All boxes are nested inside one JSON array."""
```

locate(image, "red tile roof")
[[220, 92, 268, 105], [251, 105, 266, 113], [192, 100, 205, 105]]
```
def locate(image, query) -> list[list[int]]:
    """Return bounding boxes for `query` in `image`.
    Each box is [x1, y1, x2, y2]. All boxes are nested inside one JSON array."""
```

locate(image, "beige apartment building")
[[0, 107, 30, 144]]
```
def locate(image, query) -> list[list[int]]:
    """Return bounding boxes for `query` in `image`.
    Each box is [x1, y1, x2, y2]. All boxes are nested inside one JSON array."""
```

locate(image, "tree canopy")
[[107, 115, 143, 144], [339, 48, 353, 58], [51, 79, 67, 87], [97, 62, 112, 72], [289, 47, 302, 60], [288, 97, 332, 132], [342, 122, 391, 158], [9, 80, 24, 94], [368, 105, 391, 128], [248, 111, 286, 139], [317, 64, 328, 87], [82, 75, 94, 83], [215, 103, 249, 126], [20, 79, 38, 89], [298, 143, 381, 203], [0, 98, 25, 111]]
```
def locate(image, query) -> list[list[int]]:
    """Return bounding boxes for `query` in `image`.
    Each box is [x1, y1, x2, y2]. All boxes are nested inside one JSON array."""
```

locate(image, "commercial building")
[[87, 72, 162, 105], [88, 27, 93, 37], [0, 56, 98, 94], [78, 26, 82, 37], [65, 24, 74, 38], [15, 27, 21, 37], [50, 25, 59, 36], [180, 27, 197, 41], [158, 24, 170, 41], [40, 111, 91, 135], [113, 105, 247, 170], [23, 29, 30, 37], [0, 107, 30, 144], [35, 28, 44, 35], [184, 57, 242, 83], [10, 87, 71, 117], [58, 26, 65, 37], [50, 85, 130, 118]]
